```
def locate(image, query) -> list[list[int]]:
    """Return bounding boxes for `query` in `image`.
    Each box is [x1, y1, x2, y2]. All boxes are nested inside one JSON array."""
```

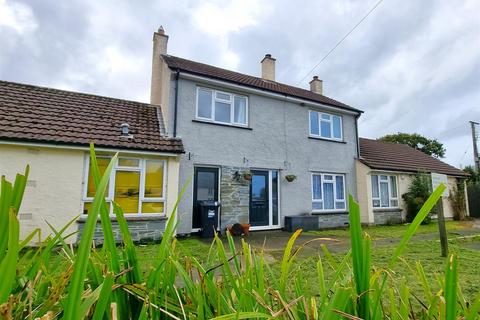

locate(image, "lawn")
[[136, 221, 480, 302], [303, 220, 469, 239]]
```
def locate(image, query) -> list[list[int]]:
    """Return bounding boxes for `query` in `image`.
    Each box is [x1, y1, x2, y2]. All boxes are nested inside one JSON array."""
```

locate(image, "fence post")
[[437, 199, 448, 257]]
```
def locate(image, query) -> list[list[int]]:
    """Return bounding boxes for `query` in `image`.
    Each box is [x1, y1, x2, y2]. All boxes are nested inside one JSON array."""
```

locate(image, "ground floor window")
[[371, 174, 398, 208], [82, 156, 166, 215], [312, 173, 346, 212]]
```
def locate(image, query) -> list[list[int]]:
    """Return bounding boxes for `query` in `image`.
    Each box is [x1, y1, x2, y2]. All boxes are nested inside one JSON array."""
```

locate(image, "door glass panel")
[[250, 171, 269, 227], [252, 175, 267, 200], [272, 171, 279, 225], [87, 157, 110, 197], [323, 182, 334, 209], [197, 171, 216, 201], [142, 202, 164, 214], [145, 160, 164, 198], [115, 171, 140, 213], [214, 101, 231, 123]]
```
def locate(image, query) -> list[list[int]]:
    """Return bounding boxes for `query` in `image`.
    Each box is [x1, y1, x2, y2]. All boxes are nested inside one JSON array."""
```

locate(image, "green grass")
[[291, 237, 480, 300], [135, 226, 480, 301], [6, 151, 480, 318], [304, 220, 469, 239]]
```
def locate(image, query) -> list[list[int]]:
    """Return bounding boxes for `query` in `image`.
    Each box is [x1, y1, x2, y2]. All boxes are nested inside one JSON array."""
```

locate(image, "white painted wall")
[[356, 159, 466, 224], [0, 145, 84, 243], [0, 144, 181, 244]]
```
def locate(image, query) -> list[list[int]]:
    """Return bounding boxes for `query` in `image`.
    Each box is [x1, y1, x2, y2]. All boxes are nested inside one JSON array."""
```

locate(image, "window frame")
[[309, 110, 343, 141], [371, 174, 399, 209], [195, 86, 249, 127], [82, 155, 167, 216], [311, 172, 347, 213]]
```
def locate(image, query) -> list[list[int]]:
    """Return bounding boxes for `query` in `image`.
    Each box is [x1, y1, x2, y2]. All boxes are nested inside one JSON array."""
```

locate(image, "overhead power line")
[[296, 0, 384, 86]]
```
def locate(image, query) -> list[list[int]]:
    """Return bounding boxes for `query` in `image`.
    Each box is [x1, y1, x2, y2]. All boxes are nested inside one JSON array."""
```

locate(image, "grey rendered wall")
[[171, 77, 359, 234]]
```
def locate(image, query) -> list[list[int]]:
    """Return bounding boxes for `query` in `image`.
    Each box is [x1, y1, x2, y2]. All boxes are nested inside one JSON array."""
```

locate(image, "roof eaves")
[[163, 56, 363, 114], [176, 68, 362, 114]]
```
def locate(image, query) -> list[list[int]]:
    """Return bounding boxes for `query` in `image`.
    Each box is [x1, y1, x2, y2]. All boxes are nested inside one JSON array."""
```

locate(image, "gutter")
[[173, 69, 180, 137], [355, 113, 361, 158], [0, 140, 182, 157]]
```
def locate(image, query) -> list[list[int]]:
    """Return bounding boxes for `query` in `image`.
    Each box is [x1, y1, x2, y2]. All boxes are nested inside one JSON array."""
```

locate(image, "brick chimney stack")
[[261, 54, 276, 81], [309, 76, 323, 95], [150, 26, 169, 106]]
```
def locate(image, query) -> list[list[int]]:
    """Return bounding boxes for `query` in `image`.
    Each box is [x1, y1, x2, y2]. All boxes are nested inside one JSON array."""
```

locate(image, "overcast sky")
[[1, 0, 479, 168]]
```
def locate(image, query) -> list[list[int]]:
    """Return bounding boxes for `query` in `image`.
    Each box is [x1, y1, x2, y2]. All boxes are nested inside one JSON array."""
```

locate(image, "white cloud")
[[1, 0, 478, 167], [0, 0, 37, 34], [192, 0, 269, 36]]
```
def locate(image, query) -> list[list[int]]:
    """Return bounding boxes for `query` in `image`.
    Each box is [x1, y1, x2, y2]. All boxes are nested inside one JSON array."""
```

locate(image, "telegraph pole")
[[471, 121, 480, 171]]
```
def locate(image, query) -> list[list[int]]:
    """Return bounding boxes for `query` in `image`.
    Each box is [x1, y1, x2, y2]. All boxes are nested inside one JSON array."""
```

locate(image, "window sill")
[[192, 119, 252, 130], [311, 211, 348, 215], [77, 214, 168, 223], [308, 136, 346, 144], [373, 208, 401, 212]]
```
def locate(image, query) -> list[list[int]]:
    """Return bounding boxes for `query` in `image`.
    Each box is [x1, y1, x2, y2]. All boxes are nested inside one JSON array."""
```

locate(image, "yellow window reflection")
[[145, 160, 164, 198], [142, 202, 164, 214], [87, 157, 110, 197], [83, 202, 110, 215], [114, 171, 140, 213], [118, 158, 140, 167]]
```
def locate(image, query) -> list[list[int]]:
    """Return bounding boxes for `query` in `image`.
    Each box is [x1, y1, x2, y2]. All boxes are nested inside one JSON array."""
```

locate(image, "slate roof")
[[359, 138, 468, 177], [0, 80, 183, 153], [162, 55, 362, 113]]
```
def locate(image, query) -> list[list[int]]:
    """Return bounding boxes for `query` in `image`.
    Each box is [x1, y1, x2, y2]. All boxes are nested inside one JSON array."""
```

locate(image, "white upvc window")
[[312, 173, 346, 212], [309, 110, 343, 140], [82, 156, 167, 216], [196, 87, 248, 126], [371, 174, 399, 208]]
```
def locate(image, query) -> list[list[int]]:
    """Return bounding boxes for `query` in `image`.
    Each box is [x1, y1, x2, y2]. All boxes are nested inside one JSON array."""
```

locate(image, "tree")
[[379, 133, 446, 158], [463, 165, 479, 184], [402, 173, 434, 224]]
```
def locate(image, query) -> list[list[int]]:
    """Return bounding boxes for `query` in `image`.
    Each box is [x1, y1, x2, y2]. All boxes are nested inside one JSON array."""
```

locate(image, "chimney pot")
[[158, 25, 165, 35], [309, 76, 323, 95], [261, 54, 276, 81]]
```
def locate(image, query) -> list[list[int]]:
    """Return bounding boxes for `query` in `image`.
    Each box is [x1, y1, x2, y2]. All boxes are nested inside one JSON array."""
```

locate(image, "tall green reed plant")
[[1, 144, 479, 319]]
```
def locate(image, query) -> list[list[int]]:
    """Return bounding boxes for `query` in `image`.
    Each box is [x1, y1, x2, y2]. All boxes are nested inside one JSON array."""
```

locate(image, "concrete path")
[[199, 219, 480, 260]]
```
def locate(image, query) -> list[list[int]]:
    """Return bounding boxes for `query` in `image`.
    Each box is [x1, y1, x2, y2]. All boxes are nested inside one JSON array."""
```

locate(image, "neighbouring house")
[[356, 138, 470, 225], [0, 80, 183, 244], [149, 27, 363, 234]]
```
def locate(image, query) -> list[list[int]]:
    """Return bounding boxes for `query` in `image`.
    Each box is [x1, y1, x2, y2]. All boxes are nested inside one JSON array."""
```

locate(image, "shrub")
[[402, 173, 433, 224], [449, 182, 467, 220]]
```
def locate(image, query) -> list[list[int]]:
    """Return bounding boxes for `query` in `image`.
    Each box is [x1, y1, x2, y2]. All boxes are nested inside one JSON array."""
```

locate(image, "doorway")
[[249, 170, 280, 230], [193, 167, 219, 230]]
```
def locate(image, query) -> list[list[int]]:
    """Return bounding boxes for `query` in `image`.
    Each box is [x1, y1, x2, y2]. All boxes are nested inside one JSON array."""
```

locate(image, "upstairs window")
[[312, 173, 346, 212], [371, 174, 398, 208], [309, 111, 343, 140], [196, 87, 248, 126]]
